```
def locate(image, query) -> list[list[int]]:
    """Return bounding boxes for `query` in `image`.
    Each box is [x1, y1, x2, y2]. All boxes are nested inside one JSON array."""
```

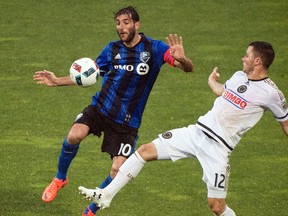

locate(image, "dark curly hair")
[[114, 6, 140, 22]]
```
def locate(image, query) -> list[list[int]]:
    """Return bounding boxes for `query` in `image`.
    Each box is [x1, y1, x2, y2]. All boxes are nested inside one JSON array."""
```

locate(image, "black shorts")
[[74, 105, 138, 158]]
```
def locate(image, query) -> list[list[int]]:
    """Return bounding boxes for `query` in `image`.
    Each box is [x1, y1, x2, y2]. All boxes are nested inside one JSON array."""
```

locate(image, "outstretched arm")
[[208, 67, 225, 96], [33, 70, 75, 87], [165, 34, 194, 72]]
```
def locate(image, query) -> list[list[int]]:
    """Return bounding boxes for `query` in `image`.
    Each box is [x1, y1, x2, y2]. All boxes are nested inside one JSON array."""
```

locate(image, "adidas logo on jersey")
[[115, 53, 121, 59]]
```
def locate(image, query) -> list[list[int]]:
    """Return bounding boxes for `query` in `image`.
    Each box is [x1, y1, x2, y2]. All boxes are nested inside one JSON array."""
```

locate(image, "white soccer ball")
[[69, 57, 100, 87]]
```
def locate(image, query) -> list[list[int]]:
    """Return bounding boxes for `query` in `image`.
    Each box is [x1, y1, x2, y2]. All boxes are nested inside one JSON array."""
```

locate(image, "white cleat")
[[78, 186, 111, 210]]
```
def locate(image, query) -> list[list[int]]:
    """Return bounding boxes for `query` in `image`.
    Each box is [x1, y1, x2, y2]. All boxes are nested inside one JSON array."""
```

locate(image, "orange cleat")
[[82, 207, 96, 216], [42, 177, 69, 202]]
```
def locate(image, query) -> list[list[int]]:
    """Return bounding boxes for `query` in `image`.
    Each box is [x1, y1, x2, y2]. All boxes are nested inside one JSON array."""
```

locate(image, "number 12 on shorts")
[[214, 164, 231, 190], [214, 173, 226, 189]]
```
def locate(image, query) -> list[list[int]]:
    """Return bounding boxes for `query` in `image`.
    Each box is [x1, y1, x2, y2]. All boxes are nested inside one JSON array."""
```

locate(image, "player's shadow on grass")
[[0, 187, 75, 215]]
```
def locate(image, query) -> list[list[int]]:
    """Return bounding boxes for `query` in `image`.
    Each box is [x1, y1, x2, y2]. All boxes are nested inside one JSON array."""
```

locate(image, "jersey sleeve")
[[155, 40, 170, 66], [96, 43, 112, 76], [267, 88, 288, 122]]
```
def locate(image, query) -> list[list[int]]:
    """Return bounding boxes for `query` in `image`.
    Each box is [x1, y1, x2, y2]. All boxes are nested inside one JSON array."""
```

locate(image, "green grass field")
[[1, 0, 287, 215]]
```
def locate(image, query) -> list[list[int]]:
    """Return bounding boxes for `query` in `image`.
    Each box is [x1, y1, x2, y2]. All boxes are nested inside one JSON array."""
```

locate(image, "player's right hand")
[[209, 67, 220, 82], [33, 70, 58, 86]]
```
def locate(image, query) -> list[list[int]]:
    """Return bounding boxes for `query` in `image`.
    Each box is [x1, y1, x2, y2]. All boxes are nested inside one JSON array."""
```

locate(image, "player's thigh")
[[67, 123, 90, 144], [197, 137, 231, 198], [153, 126, 197, 161], [102, 125, 138, 158]]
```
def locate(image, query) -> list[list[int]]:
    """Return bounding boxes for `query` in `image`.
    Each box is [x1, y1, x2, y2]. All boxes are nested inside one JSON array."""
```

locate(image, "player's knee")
[[67, 134, 82, 144], [137, 144, 149, 154], [208, 198, 226, 215], [67, 124, 89, 144], [137, 143, 157, 161]]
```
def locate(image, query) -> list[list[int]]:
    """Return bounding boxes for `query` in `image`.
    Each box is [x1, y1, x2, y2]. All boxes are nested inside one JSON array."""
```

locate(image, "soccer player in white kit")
[[79, 41, 288, 215]]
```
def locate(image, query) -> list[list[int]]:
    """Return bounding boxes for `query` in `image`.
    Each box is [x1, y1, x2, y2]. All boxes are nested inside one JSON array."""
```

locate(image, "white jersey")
[[197, 71, 288, 150]]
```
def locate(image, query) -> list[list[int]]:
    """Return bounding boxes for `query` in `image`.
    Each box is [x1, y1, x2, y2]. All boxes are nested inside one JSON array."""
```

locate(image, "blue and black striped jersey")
[[92, 33, 169, 129]]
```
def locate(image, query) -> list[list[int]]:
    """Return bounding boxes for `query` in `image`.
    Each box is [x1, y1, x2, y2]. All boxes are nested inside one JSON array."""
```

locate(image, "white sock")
[[103, 151, 146, 200]]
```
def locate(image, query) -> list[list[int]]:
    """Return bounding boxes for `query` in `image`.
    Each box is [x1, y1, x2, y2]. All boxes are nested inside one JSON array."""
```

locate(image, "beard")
[[243, 64, 254, 75], [117, 28, 136, 44]]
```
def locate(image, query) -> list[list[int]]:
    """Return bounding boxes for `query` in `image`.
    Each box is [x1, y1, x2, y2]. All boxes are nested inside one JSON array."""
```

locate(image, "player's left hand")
[[165, 34, 186, 62]]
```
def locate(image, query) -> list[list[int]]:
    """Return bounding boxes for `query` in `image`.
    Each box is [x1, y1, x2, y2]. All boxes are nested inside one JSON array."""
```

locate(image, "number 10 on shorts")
[[118, 143, 132, 157]]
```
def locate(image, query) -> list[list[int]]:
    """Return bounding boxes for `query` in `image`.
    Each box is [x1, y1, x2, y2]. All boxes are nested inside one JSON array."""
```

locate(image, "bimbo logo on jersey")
[[223, 89, 248, 109]]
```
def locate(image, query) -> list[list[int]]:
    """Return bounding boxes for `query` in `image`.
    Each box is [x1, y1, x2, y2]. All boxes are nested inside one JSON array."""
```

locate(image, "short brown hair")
[[249, 41, 275, 69]]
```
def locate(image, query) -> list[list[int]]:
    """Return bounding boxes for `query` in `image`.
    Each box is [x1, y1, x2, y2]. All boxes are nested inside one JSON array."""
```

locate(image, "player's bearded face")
[[115, 14, 138, 44], [117, 25, 136, 43]]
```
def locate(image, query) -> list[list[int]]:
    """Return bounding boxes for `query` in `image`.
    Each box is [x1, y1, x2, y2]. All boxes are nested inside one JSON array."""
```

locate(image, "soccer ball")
[[69, 57, 100, 87]]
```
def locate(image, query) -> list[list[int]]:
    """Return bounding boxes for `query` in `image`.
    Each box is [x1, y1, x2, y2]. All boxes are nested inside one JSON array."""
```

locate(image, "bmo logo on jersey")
[[113, 63, 149, 75], [114, 65, 134, 71], [223, 89, 248, 109], [136, 63, 149, 75]]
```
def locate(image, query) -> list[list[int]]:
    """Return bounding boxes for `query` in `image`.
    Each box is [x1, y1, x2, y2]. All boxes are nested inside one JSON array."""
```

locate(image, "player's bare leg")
[[208, 198, 236, 216]]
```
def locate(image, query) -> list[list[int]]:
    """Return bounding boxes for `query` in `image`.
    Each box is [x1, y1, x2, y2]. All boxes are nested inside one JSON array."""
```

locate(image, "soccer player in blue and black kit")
[[33, 6, 194, 216]]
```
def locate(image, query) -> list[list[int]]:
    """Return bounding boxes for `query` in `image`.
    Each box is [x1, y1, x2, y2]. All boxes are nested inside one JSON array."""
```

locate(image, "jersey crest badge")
[[140, 52, 150, 63], [237, 85, 247, 93], [162, 131, 172, 139]]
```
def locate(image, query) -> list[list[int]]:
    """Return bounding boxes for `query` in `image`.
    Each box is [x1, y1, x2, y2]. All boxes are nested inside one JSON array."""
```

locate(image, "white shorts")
[[152, 124, 231, 198]]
